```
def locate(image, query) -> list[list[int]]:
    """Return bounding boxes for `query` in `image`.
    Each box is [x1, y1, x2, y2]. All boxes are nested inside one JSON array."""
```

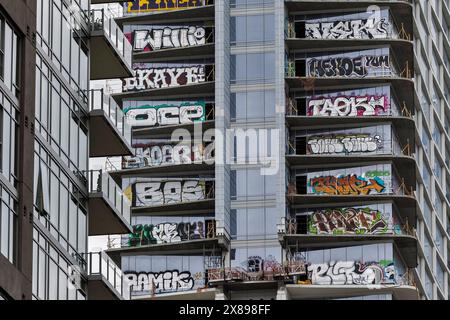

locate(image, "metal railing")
[[85, 252, 130, 300], [90, 8, 132, 67], [89, 89, 132, 148], [88, 170, 131, 226], [279, 217, 416, 237]]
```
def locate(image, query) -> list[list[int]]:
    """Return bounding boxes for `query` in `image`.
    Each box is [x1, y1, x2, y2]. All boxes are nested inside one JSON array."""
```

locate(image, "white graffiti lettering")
[[133, 180, 205, 207], [122, 66, 206, 92], [306, 18, 390, 40], [307, 134, 382, 154], [126, 103, 205, 127], [307, 55, 390, 78], [133, 27, 206, 52], [309, 261, 393, 285], [307, 95, 388, 117], [123, 143, 212, 169], [126, 270, 195, 294]]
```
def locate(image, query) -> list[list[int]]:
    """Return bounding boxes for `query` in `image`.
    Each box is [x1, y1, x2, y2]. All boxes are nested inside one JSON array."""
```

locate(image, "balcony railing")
[[90, 8, 132, 65], [89, 89, 132, 147], [88, 170, 132, 226], [85, 252, 130, 300], [278, 216, 416, 237]]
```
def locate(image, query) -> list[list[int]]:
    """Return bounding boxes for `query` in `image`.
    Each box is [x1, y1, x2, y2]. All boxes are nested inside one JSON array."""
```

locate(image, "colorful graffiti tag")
[[308, 207, 391, 235], [132, 180, 207, 207], [128, 220, 212, 246], [125, 0, 204, 13], [307, 95, 389, 117], [309, 174, 386, 195], [131, 27, 206, 52], [305, 18, 390, 40], [122, 66, 206, 92], [308, 260, 399, 285], [125, 270, 198, 294], [307, 55, 390, 78], [124, 102, 206, 127], [307, 134, 382, 155]]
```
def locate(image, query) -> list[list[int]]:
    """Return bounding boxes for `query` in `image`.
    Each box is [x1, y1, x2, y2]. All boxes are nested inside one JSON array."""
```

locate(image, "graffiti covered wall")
[[308, 260, 400, 285], [125, 270, 199, 294], [132, 180, 206, 207], [125, 0, 204, 14], [124, 101, 206, 127], [122, 65, 206, 92], [307, 95, 389, 117], [306, 165, 392, 195], [307, 133, 383, 155], [308, 207, 393, 235], [123, 255, 208, 295], [307, 54, 390, 78], [131, 26, 206, 52], [123, 142, 214, 168], [127, 219, 213, 246], [305, 18, 390, 40]]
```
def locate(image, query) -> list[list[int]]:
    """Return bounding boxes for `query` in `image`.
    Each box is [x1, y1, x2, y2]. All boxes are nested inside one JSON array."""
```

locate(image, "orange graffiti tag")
[[310, 175, 385, 195]]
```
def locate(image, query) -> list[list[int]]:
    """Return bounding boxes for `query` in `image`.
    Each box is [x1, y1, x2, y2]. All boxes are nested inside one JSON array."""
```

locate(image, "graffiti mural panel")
[[308, 260, 402, 285], [123, 139, 214, 169], [126, 216, 216, 246], [306, 49, 391, 78], [122, 65, 206, 92], [308, 207, 393, 235], [132, 180, 208, 207], [129, 26, 207, 52], [306, 164, 392, 195], [305, 18, 390, 40], [124, 101, 206, 127], [123, 255, 208, 295], [125, 0, 204, 14], [307, 133, 382, 154], [305, 86, 393, 117]]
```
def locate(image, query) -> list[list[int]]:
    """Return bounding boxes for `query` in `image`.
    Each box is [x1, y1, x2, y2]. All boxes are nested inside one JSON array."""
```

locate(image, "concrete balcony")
[[116, 2, 215, 27], [284, 284, 419, 300], [89, 89, 133, 157], [88, 170, 132, 236], [89, 8, 133, 80], [86, 252, 130, 300]]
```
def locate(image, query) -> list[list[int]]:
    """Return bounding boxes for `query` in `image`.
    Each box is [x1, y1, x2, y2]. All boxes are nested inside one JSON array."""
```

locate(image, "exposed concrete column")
[[214, 0, 232, 260]]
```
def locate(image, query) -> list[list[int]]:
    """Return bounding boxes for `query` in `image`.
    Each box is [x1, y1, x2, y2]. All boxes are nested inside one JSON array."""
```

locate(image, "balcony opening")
[[295, 21, 305, 38], [296, 215, 308, 235], [295, 60, 306, 77], [295, 137, 307, 155], [296, 176, 307, 195], [296, 98, 307, 116]]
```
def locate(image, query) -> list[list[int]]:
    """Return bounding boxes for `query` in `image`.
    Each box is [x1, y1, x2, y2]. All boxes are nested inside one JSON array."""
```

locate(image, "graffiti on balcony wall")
[[132, 180, 206, 207], [125, 270, 197, 294], [124, 102, 206, 127], [122, 66, 206, 92], [307, 134, 382, 155], [128, 220, 209, 246], [305, 18, 390, 40], [126, 0, 203, 13], [307, 55, 390, 78], [308, 260, 398, 285], [308, 207, 391, 235], [132, 27, 206, 52], [123, 143, 214, 168], [309, 174, 386, 195], [307, 95, 389, 117]]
